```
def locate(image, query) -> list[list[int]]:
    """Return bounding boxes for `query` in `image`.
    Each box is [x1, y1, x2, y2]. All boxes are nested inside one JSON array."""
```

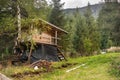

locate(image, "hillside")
[[0, 53, 120, 80], [64, 3, 104, 18]]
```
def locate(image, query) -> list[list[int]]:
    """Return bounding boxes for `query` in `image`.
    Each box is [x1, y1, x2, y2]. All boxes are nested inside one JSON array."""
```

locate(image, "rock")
[[0, 73, 11, 80], [34, 66, 39, 70]]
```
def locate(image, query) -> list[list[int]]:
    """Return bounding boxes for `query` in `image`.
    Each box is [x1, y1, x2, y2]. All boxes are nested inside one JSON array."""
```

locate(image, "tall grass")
[[0, 53, 120, 80], [110, 56, 120, 79]]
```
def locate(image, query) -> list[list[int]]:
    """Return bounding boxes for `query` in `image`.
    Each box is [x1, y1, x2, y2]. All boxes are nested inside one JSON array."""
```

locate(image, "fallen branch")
[[30, 60, 52, 72], [66, 64, 86, 73]]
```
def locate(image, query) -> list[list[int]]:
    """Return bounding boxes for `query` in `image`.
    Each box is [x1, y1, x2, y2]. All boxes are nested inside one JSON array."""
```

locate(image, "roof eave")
[[39, 19, 68, 34]]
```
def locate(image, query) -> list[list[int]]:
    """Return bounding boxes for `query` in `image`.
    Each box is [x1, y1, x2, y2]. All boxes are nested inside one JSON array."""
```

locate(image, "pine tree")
[[73, 9, 87, 56], [110, 1, 120, 46], [98, 0, 120, 48], [0, 0, 49, 57], [49, 0, 65, 27], [48, 0, 68, 54], [84, 2, 100, 55], [60, 14, 76, 55]]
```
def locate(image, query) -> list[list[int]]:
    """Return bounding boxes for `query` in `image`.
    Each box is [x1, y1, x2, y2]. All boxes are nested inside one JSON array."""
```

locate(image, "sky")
[[47, 0, 102, 9]]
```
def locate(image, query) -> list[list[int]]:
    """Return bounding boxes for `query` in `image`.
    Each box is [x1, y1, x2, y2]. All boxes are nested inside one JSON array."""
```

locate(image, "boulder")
[[0, 73, 11, 80]]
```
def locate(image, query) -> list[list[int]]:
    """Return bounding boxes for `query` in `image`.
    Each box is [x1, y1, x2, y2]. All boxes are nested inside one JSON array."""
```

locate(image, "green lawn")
[[1, 53, 120, 80]]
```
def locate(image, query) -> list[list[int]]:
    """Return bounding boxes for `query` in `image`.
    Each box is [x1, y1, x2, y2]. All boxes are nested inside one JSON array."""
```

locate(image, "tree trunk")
[[0, 73, 11, 80], [27, 45, 32, 64], [17, 4, 21, 39]]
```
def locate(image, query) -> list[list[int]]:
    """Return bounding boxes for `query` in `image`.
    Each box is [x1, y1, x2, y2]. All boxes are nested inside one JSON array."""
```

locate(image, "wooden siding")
[[32, 32, 58, 45]]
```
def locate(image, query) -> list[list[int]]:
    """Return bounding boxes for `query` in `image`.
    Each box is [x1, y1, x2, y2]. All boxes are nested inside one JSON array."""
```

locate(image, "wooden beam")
[[41, 44, 45, 56], [55, 31, 58, 45]]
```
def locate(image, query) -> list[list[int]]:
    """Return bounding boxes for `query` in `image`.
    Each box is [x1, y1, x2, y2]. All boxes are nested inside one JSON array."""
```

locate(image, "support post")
[[41, 44, 45, 57], [55, 31, 58, 45]]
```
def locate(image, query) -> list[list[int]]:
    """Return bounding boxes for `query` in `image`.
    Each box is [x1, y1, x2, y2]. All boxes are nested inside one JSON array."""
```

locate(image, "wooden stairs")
[[57, 47, 67, 61]]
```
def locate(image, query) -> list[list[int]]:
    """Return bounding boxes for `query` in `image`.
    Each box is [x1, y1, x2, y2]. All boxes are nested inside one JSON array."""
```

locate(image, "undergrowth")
[[109, 56, 120, 79], [0, 53, 120, 80]]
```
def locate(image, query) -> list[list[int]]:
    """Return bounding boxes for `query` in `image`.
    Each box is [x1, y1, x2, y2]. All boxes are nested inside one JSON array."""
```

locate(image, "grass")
[[0, 53, 120, 80], [109, 55, 120, 79]]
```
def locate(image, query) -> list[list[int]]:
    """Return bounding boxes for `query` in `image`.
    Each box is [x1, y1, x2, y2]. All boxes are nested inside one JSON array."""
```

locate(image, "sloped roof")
[[39, 19, 68, 34]]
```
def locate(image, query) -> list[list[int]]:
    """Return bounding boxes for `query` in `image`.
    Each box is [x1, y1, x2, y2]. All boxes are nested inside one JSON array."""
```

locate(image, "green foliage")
[[0, 0, 29, 54], [49, 0, 65, 27], [21, 0, 50, 19], [0, 34, 15, 55], [48, 0, 68, 53], [1, 53, 120, 80], [0, 0, 50, 56], [0, 0, 119, 60], [73, 12, 87, 56], [73, 3, 101, 56], [98, 1, 120, 47], [110, 56, 120, 79], [83, 3, 100, 55], [60, 14, 76, 52], [83, 38, 93, 55]]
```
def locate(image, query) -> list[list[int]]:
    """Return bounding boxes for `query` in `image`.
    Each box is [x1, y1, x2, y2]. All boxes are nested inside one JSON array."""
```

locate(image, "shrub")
[[110, 56, 120, 78]]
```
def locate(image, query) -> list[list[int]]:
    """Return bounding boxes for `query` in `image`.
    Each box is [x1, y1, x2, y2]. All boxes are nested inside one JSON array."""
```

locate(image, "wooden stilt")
[[55, 31, 58, 45], [41, 44, 45, 58]]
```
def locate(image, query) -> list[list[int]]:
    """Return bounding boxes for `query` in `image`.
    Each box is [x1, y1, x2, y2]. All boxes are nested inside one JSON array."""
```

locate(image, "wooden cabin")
[[14, 19, 67, 63], [31, 19, 67, 45]]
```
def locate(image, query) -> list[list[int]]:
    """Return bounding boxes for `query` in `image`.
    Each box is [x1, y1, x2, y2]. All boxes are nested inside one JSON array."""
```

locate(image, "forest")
[[0, 0, 120, 80], [0, 0, 120, 57]]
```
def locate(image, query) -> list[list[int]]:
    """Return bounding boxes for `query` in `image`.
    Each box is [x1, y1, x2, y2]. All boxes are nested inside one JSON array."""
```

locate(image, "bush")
[[110, 56, 120, 78]]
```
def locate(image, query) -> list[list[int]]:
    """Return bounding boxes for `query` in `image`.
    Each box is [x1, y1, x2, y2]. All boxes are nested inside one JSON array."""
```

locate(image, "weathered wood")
[[30, 60, 52, 72], [32, 32, 61, 45], [55, 31, 58, 45], [41, 44, 45, 56]]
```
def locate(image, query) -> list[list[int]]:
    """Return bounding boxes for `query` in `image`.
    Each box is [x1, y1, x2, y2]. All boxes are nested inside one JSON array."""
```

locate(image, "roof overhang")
[[38, 19, 68, 34]]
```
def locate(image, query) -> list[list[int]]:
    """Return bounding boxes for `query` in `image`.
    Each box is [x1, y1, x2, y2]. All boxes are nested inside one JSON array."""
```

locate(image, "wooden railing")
[[32, 35, 60, 45]]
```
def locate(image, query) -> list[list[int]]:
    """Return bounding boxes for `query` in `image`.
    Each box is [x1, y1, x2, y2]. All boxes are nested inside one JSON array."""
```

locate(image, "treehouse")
[[14, 19, 67, 63]]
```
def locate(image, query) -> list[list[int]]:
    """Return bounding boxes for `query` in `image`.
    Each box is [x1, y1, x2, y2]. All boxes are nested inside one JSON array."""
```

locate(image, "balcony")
[[32, 34, 59, 45]]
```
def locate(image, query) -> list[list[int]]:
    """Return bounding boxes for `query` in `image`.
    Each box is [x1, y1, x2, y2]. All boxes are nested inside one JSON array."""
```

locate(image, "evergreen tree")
[[60, 14, 76, 55], [84, 2, 100, 55], [49, 0, 65, 27], [110, 1, 120, 46], [21, 0, 49, 19], [48, 0, 67, 54], [73, 9, 87, 56], [98, 0, 120, 48], [0, 0, 49, 56]]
